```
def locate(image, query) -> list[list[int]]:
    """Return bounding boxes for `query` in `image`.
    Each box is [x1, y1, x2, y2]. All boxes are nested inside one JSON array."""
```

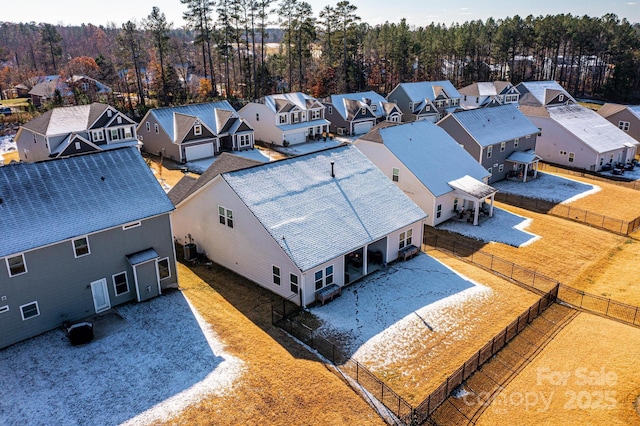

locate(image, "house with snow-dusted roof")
[[438, 104, 541, 183], [15, 103, 139, 163], [355, 121, 496, 226], [0, 147, 177, 349], [458, 81, 520, 109], [238, 92, 330, 146], [322, 91, 402, 136], [137, 101, 254, 162], [387, 80, 461, 123], [171, 144, 426, 307], [598, 103, 640, 145], [515, 80, 575, 107]]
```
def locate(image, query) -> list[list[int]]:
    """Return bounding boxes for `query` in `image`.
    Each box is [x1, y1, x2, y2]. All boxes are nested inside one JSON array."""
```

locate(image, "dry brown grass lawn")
[[475, 312, 640, 426], [544, 170, 640, 221], [368, 250, 540, 405], [2, 149, 19, 164], [167, 262, 386, 425]]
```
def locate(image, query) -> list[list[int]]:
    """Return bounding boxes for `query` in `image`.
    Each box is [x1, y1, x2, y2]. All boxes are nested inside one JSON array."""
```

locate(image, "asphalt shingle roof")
[[222, 145, 426, 272], [0, 147, 174, 257]]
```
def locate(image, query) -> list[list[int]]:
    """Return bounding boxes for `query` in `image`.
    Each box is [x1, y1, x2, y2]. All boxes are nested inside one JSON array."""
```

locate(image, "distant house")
[[137, 102, 254, 163], [29, 74, 112, 107], [0, 147, 177, 349], [239, 92, 331, 146], [355, 121, 496, 226], [458, 81, 520, 109], [516, 81, 638, 170], [322, 91, 402, 136], [597, 103, 640, 144], [386, 80, 462, 122], [14, 103, 139, 163], [171, 145, 427, 307], [438, 104, 541, 183]]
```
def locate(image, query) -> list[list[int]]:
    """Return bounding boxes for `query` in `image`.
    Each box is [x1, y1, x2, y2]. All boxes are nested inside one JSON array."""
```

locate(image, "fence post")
[[511, 263, 514, 280], [634, 307, 638, 325], [356, 361, 359, 383], [580, 292, 585, 308], [490, 254, 494, 270], [606, 299, 610, 316]]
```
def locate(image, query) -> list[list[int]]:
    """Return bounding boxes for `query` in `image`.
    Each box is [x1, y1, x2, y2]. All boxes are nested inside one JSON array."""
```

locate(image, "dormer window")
[[279, 114, 287, 124], [194, 124, 202, 136], [371, 105, 377, 112], [559, 94, 564, 102]]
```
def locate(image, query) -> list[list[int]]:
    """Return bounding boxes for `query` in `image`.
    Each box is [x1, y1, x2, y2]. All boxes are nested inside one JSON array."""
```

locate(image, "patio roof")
[[506, 149, 541, 164], [448, 175, 497, 200]]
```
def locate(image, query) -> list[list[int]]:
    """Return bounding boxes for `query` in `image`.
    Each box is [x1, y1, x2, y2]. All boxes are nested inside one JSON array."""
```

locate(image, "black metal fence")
[[412, 287, 559, 424], [538, 162, 640, 191], [272, 308, 415, 425], [557, 285, 640, 326], [494, 192, 640, 235]]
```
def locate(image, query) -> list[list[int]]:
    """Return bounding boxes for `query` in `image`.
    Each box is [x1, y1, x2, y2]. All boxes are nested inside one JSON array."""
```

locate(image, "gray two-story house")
[[387, 80, 462, 123], [0, 147, 177, 349], [438, 104, 541, 183], [15, 103, 139, 163], [137, 101, 255, 162], [239, 92, 331, 146], [323, 91, 402, 136]]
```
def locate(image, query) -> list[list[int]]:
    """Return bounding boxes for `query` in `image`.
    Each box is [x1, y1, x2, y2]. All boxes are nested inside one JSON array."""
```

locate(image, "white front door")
[[90, 278, 111, 313]]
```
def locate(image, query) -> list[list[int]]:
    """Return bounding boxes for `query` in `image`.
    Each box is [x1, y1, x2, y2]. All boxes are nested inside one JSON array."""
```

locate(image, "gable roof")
[[21, 103, 112, 135], [545, 104, 639, 153], [597, 103, 627, 118], [262, 92, 322, 113], [358, 121, 490, 197], [459, 81, 516, 97], [444, 104, 540, 147], [168, 153, 261, 205], [147, 101, 240, 141], [516, 81, 575, 106], [221, 145, 426, 272], [392, 80, 461, 102], [0, 147, 174, 258], [328, 91, 389, 119]]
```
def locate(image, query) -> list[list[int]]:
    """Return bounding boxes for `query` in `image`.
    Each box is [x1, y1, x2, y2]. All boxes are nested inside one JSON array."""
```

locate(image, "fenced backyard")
[[494, 192, 640, 235], [538, 162, 640, 191]]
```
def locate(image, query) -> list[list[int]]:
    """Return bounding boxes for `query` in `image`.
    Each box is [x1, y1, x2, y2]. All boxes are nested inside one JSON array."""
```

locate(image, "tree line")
[[1, 3, 639, 117]]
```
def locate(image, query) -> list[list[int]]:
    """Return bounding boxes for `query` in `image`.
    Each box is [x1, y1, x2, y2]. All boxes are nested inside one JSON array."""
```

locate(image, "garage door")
[[353, 121, 374, 135], [284, 131, 306, 145], [184, 143, 214, 161]]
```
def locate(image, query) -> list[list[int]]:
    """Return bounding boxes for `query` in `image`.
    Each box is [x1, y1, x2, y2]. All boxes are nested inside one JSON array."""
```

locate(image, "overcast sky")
[[4, 0, 640, 28]]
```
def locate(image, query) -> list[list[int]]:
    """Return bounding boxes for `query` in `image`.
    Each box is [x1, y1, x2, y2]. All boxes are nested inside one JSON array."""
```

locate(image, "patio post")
[[489, 193, 495, 217], [473, 200, 480, 225], [523, 163, 529, 183]]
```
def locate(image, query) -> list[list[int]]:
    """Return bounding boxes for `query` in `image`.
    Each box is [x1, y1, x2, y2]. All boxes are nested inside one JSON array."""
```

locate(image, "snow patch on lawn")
[[311, 253, 493, 369], [0, 290, 244, 426], [493, 172, 600, 203]]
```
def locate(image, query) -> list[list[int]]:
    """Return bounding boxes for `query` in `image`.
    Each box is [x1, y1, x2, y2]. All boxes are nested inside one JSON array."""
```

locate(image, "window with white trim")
[[436, 204, 442, 218], [218, 206, 233, 228], [514, 138, 520, 147], [92, 130, 105, 142], [194, 124, 202, 136], [75, 142, 81, 150], [500, 142, 506, 152], [568, 152, 575, 163], [392, 167, 399, 182], [7, 254, 27, 277], [361, 107, 366, 115], [146, 122, 150, 132], [399, 229, 413, 249], [371, 105, 377, 112], [107, 110, 113, 117], [154, 123, 159, 134], [487, 145, 493, 158], [619, 121, 630, 132], [124, 127, 133, 138], [117, 116, 122, 124], [279, 114, 287, 124], [498, 164, 504, 172], [122, 221, 141, 230], [110, 129, 119, 141], [73, 237, 90, 258], [314, 270, 323, 290], [20, 301, 39, 320], [451, 99, 459, 106], [453, 198, 459, 212], [238, 134, 251, 147], [293, 113, 300, 123], [113, 272, 129, 296], [558, 94, 564, 102], [157, 258, 170, 280], [290, 273, 299, 293], [327, 106, 332, 115], [0, 305, 8, 314]]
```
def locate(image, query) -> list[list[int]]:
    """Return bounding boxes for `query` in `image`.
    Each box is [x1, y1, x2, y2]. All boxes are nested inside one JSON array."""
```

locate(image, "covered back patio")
[[506, 149, 541, 183], [448, 175, 498, 226]]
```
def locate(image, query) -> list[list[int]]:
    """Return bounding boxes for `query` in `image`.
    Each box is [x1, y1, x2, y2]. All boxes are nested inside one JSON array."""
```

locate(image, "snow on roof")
[[517, 81, 575, 106], [150, 101, 239, 140], [393, 80, 461, 102], [364, 121, 490, 197], [126, 248, 159, 265], [547, 104, 639, 153], [459, 82, 498, 97], [627, 105, 640, 120], [0, 147, 174, 257], [448, 104, 540, 147], [222, 145, 426, 272], [22, 103, 109, 135], [447, 175, 497, 199], [506, 149, 540, 164], [329, 91, 388, 119], [263, 92, 321, 112]]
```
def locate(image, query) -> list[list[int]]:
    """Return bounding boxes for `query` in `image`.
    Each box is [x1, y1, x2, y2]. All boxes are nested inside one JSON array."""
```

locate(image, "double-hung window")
[[218, 206, 234, 228], [272, 266, 281, 285], [399, 229, 413, 249], [290, 274, 299, 293], [20, 302, 39, 320], [7, 254, 27, 277], [113, 272, 129, 296], [73, 237, 90, 258]]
